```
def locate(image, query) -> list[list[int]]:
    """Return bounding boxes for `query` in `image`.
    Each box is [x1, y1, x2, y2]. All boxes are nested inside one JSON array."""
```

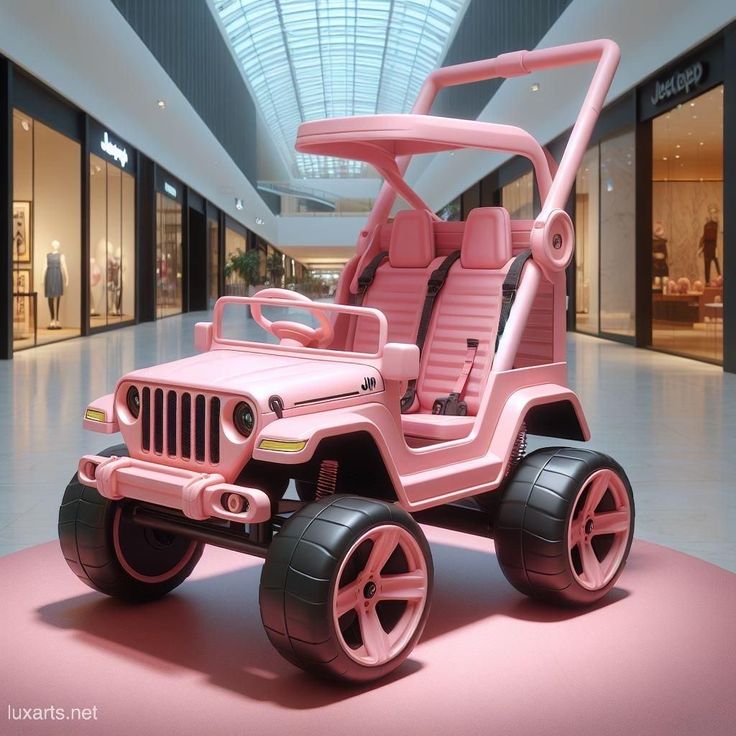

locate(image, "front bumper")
[[77, 454, 271, 523]]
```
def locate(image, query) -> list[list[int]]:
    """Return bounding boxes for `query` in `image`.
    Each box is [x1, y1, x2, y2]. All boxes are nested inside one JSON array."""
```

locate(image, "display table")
[[2, 531, 735, 736]]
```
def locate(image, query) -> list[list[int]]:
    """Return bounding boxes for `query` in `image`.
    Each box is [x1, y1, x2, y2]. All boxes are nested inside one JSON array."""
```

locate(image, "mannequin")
[[652, 221, 669, 289], [43, 240, 69, 329], [90, 257, 102, 316], [107, 247, 122, 316], [698, 204, 721, 285]]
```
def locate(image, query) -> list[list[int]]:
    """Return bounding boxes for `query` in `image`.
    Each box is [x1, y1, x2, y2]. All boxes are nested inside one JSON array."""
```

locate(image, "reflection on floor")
[[0, 314, 734, 571]]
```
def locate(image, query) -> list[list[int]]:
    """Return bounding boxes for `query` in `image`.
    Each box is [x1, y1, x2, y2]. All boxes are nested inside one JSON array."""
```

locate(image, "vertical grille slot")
[[181, 392, 191, 459], [166, 391, 177, 456], [141, 387, 150, 451], [195, 394, 206, 462], [154, 389, 164, 454], [210, 397, 220, 464]]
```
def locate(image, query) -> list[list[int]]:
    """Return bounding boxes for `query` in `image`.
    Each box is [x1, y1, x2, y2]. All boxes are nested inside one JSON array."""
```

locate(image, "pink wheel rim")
[[332, 524, 429, 667], [112, 508, 198, 584], [567, 468, 632, 591]]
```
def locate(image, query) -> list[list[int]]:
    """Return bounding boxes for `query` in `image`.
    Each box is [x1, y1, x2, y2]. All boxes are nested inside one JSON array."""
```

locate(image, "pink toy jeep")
[[59, 40, 634, 683]]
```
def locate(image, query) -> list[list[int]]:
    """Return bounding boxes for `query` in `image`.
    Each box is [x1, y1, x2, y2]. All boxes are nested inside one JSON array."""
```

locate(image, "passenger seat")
[[350, 209, 445, 352], [401, 207, 515, 441]]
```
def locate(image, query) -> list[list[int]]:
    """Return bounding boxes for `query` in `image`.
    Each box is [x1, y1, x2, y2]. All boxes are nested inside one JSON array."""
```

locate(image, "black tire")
[[494, 447, 635, 606], [58, 444, 204, 602], [260, 495, 433, 683]]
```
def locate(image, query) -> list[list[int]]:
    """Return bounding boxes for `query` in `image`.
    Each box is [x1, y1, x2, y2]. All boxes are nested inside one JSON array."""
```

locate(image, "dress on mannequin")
[[652, 222, 669, 287], [107, 253, 122, 316], [43, 241, 69, 329], [90, 258, 102, 316], [699, 206, 721, 285]]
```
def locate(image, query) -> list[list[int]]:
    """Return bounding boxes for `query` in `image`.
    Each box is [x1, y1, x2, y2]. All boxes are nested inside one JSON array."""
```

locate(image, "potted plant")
[[224, 248, 261, 316], [266, 253, 285, 288]]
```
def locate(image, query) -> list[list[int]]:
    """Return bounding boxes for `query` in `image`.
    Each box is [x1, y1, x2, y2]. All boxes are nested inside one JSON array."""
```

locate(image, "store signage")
[[650, 62, 704, 106], [99, 131, 129, 168], [164, 182, 177, 198]]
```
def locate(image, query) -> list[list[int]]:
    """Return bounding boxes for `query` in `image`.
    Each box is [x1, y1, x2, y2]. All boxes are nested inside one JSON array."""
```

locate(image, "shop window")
[[651, 85, 724, 363], [437, 195, 461, 221], [501, 171, 535, 219], [12, 111, 81, 351], [600, 129, 636, 337], [575, 146, 600, 335], [89, 154, 135, 328], [207, 218, 219, 309], [156, 192, 183, 318]]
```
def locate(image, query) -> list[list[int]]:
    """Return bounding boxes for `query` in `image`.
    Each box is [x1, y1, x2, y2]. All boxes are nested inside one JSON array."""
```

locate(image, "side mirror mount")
[[382, 343, 420, 382], [194, 322, 213, 352]]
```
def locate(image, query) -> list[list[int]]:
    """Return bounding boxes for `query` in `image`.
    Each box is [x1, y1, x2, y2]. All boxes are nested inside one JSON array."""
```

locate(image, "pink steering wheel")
[[251, 288, 334, 348]]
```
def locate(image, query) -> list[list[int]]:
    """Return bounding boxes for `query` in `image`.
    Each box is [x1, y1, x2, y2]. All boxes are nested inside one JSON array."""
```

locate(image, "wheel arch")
[[523, 397, 590, 441]]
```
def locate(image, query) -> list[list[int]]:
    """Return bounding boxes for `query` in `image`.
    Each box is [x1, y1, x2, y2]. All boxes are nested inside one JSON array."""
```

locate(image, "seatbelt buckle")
[[432, 393, 468, 416]]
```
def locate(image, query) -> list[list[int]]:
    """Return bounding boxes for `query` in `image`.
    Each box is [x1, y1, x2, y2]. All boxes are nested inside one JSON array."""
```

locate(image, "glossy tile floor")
[[1, 313, 734, 572]]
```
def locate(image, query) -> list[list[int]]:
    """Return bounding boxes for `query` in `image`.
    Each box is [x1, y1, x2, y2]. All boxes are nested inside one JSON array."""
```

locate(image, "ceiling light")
[[662, 156, 668, 161], [531, 82, 540, 92], [676, 144, 681, 149], [157, 100, 166, 110], [235, 198, 244, 210], [699, 141, 704, 146], [20, 119, 30, 132], [675, 154, 680, 159], [690, 102, 696, 107]]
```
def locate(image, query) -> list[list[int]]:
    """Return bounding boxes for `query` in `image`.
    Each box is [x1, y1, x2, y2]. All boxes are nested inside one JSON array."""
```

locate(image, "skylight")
[[213, 0, 467, 178]]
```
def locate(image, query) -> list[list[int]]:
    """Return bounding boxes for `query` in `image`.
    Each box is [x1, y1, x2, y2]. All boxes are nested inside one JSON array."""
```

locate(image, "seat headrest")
[[460, 207, 512, 269], [388, 209, 435, 268]]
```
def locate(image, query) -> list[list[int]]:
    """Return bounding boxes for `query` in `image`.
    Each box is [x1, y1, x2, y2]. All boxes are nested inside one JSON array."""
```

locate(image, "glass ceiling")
[[213, 0, 468, 178]]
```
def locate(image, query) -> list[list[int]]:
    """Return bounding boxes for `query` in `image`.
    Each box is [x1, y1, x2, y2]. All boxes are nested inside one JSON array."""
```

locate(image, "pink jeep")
[[59, 39, 634, 683]]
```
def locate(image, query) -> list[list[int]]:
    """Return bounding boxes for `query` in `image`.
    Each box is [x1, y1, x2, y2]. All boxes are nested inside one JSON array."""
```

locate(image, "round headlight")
[[233, 401, 255, 437], [126, 386, 140, 418]]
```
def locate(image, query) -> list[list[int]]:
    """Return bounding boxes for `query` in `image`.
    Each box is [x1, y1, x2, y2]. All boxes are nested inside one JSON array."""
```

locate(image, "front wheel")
[[494, 447, 634, 606], [58, 444, 204, 602], [260, 495, 433, 683]]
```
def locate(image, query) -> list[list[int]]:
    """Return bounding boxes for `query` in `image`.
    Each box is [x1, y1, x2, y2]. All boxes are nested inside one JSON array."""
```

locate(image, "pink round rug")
[[1, 528, 734, 736]]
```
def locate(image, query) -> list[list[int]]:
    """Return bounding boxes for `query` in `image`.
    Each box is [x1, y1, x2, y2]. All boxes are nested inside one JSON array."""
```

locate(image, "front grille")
[[140, 387, 220, 465]]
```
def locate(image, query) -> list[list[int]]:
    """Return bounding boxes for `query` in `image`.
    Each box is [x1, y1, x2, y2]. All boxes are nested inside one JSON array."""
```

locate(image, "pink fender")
[[83, 393, 119, 434]]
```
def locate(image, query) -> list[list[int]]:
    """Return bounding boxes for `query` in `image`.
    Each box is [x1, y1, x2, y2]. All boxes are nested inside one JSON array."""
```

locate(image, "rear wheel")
[[494, 447, 634, 606], [260, 495, 432, 683], [58, 444, 204, 602]]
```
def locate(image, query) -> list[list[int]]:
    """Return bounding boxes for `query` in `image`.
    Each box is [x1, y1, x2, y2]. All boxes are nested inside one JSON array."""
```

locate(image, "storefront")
[[154, 169, 184, 319], [88, 121, 136, 331], [10, 87, 82, 350], [640, 48, 726, 365]]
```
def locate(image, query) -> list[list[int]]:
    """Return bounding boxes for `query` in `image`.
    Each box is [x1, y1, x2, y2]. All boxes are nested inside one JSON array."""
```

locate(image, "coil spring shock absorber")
[[315, 459, 339, 500], [505, 422, 527, 478]]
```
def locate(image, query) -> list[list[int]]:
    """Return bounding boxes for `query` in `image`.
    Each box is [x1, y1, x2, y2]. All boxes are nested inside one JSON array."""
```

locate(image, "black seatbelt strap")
[[400, 250, 461, 413], [495, 250, 533, 353], [431, 338, 478, 416], [353, 252, 388, 306]]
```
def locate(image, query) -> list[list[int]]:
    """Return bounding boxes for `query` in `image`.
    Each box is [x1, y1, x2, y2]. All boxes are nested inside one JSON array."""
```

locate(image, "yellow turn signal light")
[[258, 439, 307, 453], [84, 408, 107, 422]]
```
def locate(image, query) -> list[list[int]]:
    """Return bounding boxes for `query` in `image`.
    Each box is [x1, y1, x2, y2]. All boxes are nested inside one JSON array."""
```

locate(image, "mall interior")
[[1, 1, 735, 733]]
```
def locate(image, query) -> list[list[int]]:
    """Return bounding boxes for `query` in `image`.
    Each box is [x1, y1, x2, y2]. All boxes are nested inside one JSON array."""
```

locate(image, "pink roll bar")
[[363, 39, 620, 238]]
